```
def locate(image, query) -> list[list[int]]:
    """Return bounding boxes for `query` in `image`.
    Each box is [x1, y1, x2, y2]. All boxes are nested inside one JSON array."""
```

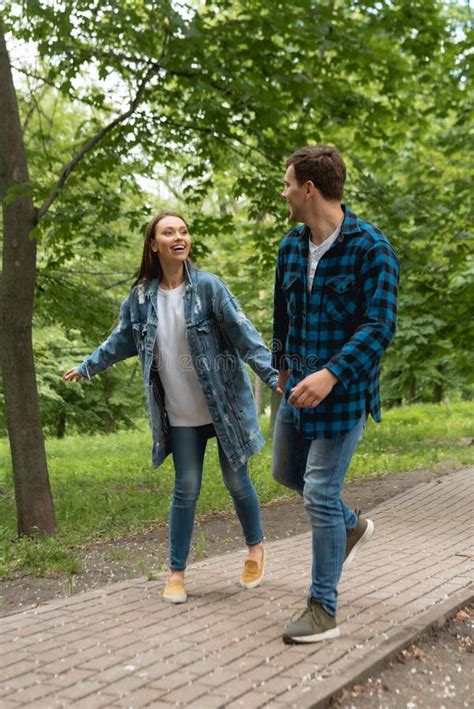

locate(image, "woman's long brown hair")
[[132, 211, 191, 287]]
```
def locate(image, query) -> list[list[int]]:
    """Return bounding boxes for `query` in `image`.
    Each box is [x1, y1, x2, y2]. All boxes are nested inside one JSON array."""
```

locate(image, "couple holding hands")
[[64, 144, 399, 645]]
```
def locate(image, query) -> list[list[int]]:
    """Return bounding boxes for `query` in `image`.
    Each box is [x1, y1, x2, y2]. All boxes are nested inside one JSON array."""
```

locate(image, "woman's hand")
[[63, 367, 83, 382], [277, 369, 290, 395]]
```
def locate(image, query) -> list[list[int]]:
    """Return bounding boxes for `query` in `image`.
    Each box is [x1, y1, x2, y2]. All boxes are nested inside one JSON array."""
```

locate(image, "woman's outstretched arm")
[[64, 294, 138, 381]]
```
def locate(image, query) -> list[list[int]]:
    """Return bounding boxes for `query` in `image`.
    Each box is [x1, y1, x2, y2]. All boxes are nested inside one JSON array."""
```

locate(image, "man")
[[272, 145, 399, 644]]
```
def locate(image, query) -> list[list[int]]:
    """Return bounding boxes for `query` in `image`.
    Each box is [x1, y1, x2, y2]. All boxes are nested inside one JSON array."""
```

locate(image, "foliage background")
[[0, 0, 472, 438]]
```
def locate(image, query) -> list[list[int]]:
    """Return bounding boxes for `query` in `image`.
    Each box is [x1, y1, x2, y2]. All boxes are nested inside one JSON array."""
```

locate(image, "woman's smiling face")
[[150, 215, 191, 266]]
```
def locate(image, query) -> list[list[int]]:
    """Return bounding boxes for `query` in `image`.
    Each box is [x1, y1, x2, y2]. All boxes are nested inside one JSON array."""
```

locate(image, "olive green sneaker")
[[282, 597, 340, 644], [343, 511, 374, 570]]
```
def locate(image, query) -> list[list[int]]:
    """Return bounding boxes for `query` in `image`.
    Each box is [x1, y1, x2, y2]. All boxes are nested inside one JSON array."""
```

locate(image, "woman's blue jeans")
[[169, 423, 264, 571], [272, 399, 366, 616]]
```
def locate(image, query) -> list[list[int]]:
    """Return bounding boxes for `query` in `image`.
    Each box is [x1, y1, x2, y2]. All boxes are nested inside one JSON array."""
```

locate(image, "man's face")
[[281, 164, 307, 222]]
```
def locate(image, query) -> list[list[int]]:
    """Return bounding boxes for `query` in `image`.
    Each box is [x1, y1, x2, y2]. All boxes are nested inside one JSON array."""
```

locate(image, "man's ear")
[[305, 180, 318, 199]]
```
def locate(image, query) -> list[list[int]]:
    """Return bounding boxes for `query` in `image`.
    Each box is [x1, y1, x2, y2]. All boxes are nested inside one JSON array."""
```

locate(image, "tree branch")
[[21, 83, 49, 135], [104, 275, 135, 290], [166, 67, 232, 96], [77, 47, 159, 67], [11, 65, 109, 110], [43, 269, 133, 276], [147, 113, 269, 162], [35, 64, 160, 224]]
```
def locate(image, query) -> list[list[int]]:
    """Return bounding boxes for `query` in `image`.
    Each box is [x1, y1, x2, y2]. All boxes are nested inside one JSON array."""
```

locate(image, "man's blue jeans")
[[272, 399, 366, 615], [169, 423, 264, 571]]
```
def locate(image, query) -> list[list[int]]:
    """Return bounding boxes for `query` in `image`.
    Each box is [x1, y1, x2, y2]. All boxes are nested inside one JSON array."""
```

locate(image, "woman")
[[64, 212, 279, 603]]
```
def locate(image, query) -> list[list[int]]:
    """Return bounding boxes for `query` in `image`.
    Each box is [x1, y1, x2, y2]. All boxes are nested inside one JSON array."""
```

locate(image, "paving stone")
[[273, 681, 321, 707], [242, 661, 282, 683], [0, 651, 34, 671], [209, 676, 257, 699], [178, 658, 224, 676], [188, 695, 228, 708], [224, 653, 266, 674], [198, 668, 238, 687], [95, 664, 145, 684], [160, 681, 211, 704], [56, 679, 107, 701], [151, 670, 200, 692], [78, 652, 130, 672], [40, 646, 106, 675], [1, 660, 38, 682], [226, 690, 276, 708], [35, 668, 95, 690], [254, 674, 296, 694], [0, 700, 25, 709], [28, 644, 78, 665], [113, 695, 170, 709], [2, 671, 52, 694], [72, 694, 120, 709], [98, 671, 151, 697], [7, 682, 58, 704]]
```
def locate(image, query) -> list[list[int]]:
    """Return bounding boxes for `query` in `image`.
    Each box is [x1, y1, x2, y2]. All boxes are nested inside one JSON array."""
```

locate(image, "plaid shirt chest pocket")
[[324, 275, 359, 322], [283, 274, 301, 317]]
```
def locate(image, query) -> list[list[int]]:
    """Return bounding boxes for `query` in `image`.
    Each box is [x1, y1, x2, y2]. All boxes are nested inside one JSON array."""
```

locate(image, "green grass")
[[0, 402, 472, 579], [104, 548, 130, 562]]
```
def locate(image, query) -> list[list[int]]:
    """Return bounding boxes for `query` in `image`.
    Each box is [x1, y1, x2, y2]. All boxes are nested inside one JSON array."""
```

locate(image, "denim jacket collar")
[[142, 261, 195, 302]]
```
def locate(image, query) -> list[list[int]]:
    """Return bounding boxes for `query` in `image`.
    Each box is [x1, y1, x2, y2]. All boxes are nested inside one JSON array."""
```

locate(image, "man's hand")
[[277, 369, 290, 395], [288, 368, 338, 408]]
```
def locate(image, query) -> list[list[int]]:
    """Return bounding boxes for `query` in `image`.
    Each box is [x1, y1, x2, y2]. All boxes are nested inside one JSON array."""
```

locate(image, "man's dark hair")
[[286, 145, 346, 201]]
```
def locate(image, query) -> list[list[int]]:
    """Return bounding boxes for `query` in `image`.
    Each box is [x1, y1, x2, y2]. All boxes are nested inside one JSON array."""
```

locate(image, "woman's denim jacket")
[[78, 264, 279, 471]]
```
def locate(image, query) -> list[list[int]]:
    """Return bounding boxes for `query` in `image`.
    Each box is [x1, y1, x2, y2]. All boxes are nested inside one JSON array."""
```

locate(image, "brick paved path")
[[1, 467, 473, 708]]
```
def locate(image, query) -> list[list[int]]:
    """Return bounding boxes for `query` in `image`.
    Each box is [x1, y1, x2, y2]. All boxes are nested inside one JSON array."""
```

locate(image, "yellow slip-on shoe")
[[163, 578, 187, 603], [240, 547, 266, 589]]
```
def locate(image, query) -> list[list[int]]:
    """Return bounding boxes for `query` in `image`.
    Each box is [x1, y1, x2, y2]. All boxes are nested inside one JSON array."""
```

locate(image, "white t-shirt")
[[307, 220, 343, 292], [154, 282, 213, 427]]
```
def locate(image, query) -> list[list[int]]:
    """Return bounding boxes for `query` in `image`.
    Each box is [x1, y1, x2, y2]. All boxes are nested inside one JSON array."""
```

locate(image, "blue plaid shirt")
[[272, 205, 399, 439]]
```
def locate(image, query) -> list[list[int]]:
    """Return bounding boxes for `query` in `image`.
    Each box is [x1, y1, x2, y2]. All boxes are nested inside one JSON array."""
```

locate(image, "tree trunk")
[[433, 381, 443, 403], [407, 375, 416, 404], [56, 410, 66, 439], [0, 23, 56, 535]]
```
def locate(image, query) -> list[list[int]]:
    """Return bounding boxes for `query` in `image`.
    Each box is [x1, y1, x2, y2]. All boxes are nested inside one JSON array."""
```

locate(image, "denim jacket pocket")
[[132, 322, 148, 351], [325, 277, 358, 321], [194, 317, 215, 334]]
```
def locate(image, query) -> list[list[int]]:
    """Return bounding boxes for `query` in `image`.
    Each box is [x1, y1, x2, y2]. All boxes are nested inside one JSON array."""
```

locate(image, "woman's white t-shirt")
[[155, 282, 213, 427]]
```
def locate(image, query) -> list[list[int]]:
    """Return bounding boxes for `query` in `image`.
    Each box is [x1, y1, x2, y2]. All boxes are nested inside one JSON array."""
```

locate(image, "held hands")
[[288, 368, 338, 409], [63, 367, 83, 382]]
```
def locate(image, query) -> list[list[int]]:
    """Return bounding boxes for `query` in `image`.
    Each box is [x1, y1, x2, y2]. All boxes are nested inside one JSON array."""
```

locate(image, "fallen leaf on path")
[[401, 644, 427, 661], [454, 608, 471, 622]]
